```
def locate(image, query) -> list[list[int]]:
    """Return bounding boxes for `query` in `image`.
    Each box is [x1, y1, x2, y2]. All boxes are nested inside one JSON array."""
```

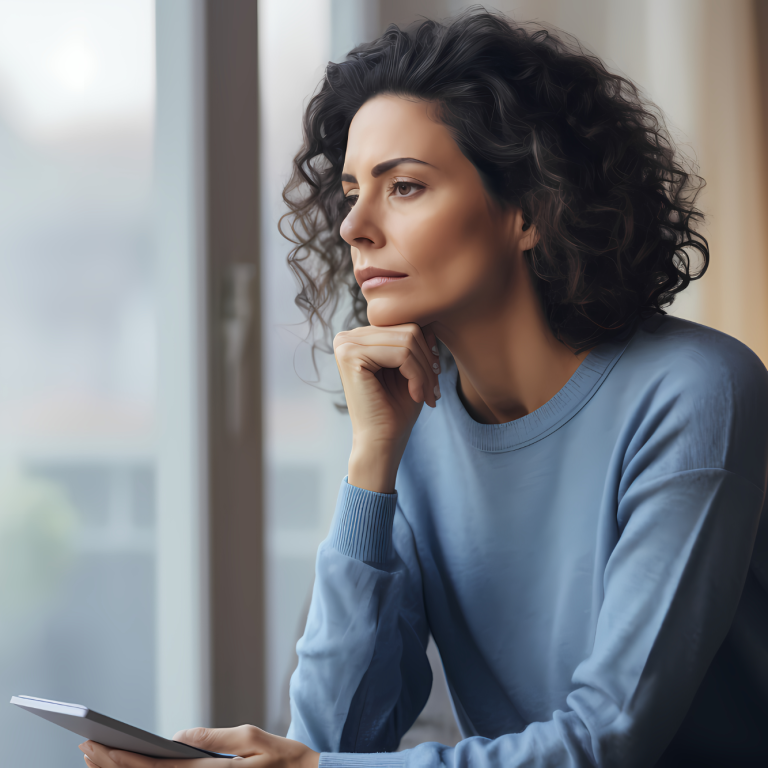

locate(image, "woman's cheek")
[[388, 210, 456, 274], [373, 197, 494, 321]]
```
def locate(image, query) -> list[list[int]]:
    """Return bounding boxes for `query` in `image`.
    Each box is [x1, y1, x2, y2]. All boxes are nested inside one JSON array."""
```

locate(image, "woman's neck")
[[433, 264, 589, 425]]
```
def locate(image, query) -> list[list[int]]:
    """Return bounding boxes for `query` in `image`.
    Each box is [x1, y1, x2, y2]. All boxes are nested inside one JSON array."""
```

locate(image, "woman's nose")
[[340, 198, 384, 250]]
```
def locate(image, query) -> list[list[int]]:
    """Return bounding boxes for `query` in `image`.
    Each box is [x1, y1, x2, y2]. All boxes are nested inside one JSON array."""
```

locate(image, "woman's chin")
[[366, 301, 429, 329]]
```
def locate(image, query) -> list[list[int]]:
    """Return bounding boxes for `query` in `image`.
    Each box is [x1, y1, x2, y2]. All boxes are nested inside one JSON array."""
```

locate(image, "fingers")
[[420, 323, 442, 399], [80, 740, 236, 768], [80, 742, 120, 768], [421, 323, 441, 361], [337, 341, 435, 406], [395, 323, 436, 379], [369, 346, 428, 405], [175, 724, 271, 758], [80, 742, 165, 768], [335, 324, 441, 406]]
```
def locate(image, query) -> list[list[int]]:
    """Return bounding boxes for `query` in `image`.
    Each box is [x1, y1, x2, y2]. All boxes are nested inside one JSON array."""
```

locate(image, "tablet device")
[[10, 695, 237, 759]]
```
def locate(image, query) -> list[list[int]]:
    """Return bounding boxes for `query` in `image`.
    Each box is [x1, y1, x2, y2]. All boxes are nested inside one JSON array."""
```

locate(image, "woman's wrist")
[[348, 442, 403, 493]]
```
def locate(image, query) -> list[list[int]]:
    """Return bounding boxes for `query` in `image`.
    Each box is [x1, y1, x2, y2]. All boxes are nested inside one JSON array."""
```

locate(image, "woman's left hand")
[[78, 725, 320, 768]]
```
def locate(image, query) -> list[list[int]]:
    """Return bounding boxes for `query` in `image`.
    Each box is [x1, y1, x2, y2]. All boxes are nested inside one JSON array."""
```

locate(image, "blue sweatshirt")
[[287, 316, 768, 767]]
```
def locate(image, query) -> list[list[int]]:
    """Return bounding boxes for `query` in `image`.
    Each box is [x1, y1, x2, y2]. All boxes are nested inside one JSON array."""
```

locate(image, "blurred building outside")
[[0, 1, 159, 765]]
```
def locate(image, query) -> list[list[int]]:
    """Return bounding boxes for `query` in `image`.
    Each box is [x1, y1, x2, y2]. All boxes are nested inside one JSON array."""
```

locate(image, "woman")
[[81, 10, 768, 768]]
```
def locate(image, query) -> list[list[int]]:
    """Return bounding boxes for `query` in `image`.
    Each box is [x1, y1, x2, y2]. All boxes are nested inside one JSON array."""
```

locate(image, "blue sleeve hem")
[[328, 477, 398, 563], [319, 752, 405, 767]]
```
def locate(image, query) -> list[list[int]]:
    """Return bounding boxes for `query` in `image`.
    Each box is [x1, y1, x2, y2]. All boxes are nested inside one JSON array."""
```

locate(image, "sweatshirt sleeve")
[[310, 340, 768, 767], [287, 477, 433, 758]]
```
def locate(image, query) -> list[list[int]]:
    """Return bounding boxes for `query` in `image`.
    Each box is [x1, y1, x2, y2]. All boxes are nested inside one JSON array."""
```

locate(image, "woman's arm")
[[287, 321, 440, 752], [77, 479, 434, 768], [288, 478, 433, 754], [310, 467, 765, 768]]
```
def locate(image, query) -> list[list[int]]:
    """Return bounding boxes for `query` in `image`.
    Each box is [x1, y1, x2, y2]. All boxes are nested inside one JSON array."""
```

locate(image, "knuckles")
[[237, 723, 264, 742], [333, 342, 358, 364], [185, 727, 213, 747], [332, 330, 350, 348], [333, 325, 430, 375]]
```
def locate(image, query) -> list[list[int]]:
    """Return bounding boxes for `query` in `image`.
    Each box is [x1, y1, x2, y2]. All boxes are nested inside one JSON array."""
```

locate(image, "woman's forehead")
[[344, 95, 463, 178]]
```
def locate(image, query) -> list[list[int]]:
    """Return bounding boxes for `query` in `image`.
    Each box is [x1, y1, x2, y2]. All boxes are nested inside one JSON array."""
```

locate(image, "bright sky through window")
[[0, 0, 154, 140]]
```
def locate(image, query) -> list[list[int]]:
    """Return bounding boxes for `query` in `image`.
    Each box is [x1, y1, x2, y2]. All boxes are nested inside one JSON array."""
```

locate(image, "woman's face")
[[340, 94, 529, 329]]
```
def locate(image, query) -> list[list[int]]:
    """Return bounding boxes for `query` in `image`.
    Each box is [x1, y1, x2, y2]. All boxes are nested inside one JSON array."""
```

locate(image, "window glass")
[[0, 1, 157, 764], [259, 0, 355, 733]]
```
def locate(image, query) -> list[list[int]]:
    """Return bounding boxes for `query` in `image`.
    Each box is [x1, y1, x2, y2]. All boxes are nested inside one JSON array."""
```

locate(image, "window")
[[0, 1, 159, 764]]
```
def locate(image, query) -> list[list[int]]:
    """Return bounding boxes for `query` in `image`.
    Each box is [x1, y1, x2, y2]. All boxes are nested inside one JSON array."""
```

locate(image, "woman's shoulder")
[[626, 314, 768, 398], [618, 315, 768, 488]]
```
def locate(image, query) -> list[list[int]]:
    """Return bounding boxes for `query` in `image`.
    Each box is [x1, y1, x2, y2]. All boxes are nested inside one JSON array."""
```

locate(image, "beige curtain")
[[379, 0, 768, 364], [695, 0, 768, 364]]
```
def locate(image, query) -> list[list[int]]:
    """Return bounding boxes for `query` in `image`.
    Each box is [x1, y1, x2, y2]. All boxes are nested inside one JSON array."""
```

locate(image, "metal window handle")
[[221, 263, 256, 437]]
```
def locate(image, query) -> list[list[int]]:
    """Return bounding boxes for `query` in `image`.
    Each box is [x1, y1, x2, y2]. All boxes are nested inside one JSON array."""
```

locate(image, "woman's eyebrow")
[[341, 158, 433, 184], [371, 157, 432, 177]]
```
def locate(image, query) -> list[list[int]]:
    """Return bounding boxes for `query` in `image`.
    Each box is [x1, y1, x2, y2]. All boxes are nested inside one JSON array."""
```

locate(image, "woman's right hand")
[[333, 322, 441, 493]]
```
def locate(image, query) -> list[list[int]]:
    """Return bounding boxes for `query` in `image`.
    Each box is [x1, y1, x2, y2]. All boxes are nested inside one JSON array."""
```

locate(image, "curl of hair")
[[280, 8, 708, 356]]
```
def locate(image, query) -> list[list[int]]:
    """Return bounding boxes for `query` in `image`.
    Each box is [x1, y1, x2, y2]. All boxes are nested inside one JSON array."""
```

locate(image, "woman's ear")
[[520, 221, 540, 251], [510, 207, 539, 252]]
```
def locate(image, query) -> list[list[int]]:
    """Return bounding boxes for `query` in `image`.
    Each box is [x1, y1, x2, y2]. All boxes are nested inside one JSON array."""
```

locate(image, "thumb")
[[174, 724, 269, 757]]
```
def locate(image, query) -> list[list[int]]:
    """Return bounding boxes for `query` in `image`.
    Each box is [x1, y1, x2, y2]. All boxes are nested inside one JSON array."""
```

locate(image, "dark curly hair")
[[280, 8, 708, 356]]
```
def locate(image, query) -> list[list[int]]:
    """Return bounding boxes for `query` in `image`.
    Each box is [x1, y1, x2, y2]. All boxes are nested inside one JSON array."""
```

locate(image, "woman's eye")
[[392, 181, 424, 198], [345, 192, 359, 208]]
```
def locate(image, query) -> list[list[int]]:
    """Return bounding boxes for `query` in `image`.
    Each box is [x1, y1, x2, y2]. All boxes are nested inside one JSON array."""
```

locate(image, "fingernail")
[[434, 385, 441, 399], [432, 362, 439, 373], [431, 345, 439, 356]]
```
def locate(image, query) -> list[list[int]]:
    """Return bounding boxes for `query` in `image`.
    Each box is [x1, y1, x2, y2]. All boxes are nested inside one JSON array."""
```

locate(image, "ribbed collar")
[[441, 330, 634, 453]]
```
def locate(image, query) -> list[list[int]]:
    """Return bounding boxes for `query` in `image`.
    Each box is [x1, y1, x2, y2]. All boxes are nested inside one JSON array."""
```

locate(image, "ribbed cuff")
[[319, 752, 405, 767], [328, 477, 397, 563]]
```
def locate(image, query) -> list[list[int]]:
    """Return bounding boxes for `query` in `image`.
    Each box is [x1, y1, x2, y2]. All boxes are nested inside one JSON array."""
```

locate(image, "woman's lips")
[[361, 275, 408, 290], [355, 267, 408, 289]]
